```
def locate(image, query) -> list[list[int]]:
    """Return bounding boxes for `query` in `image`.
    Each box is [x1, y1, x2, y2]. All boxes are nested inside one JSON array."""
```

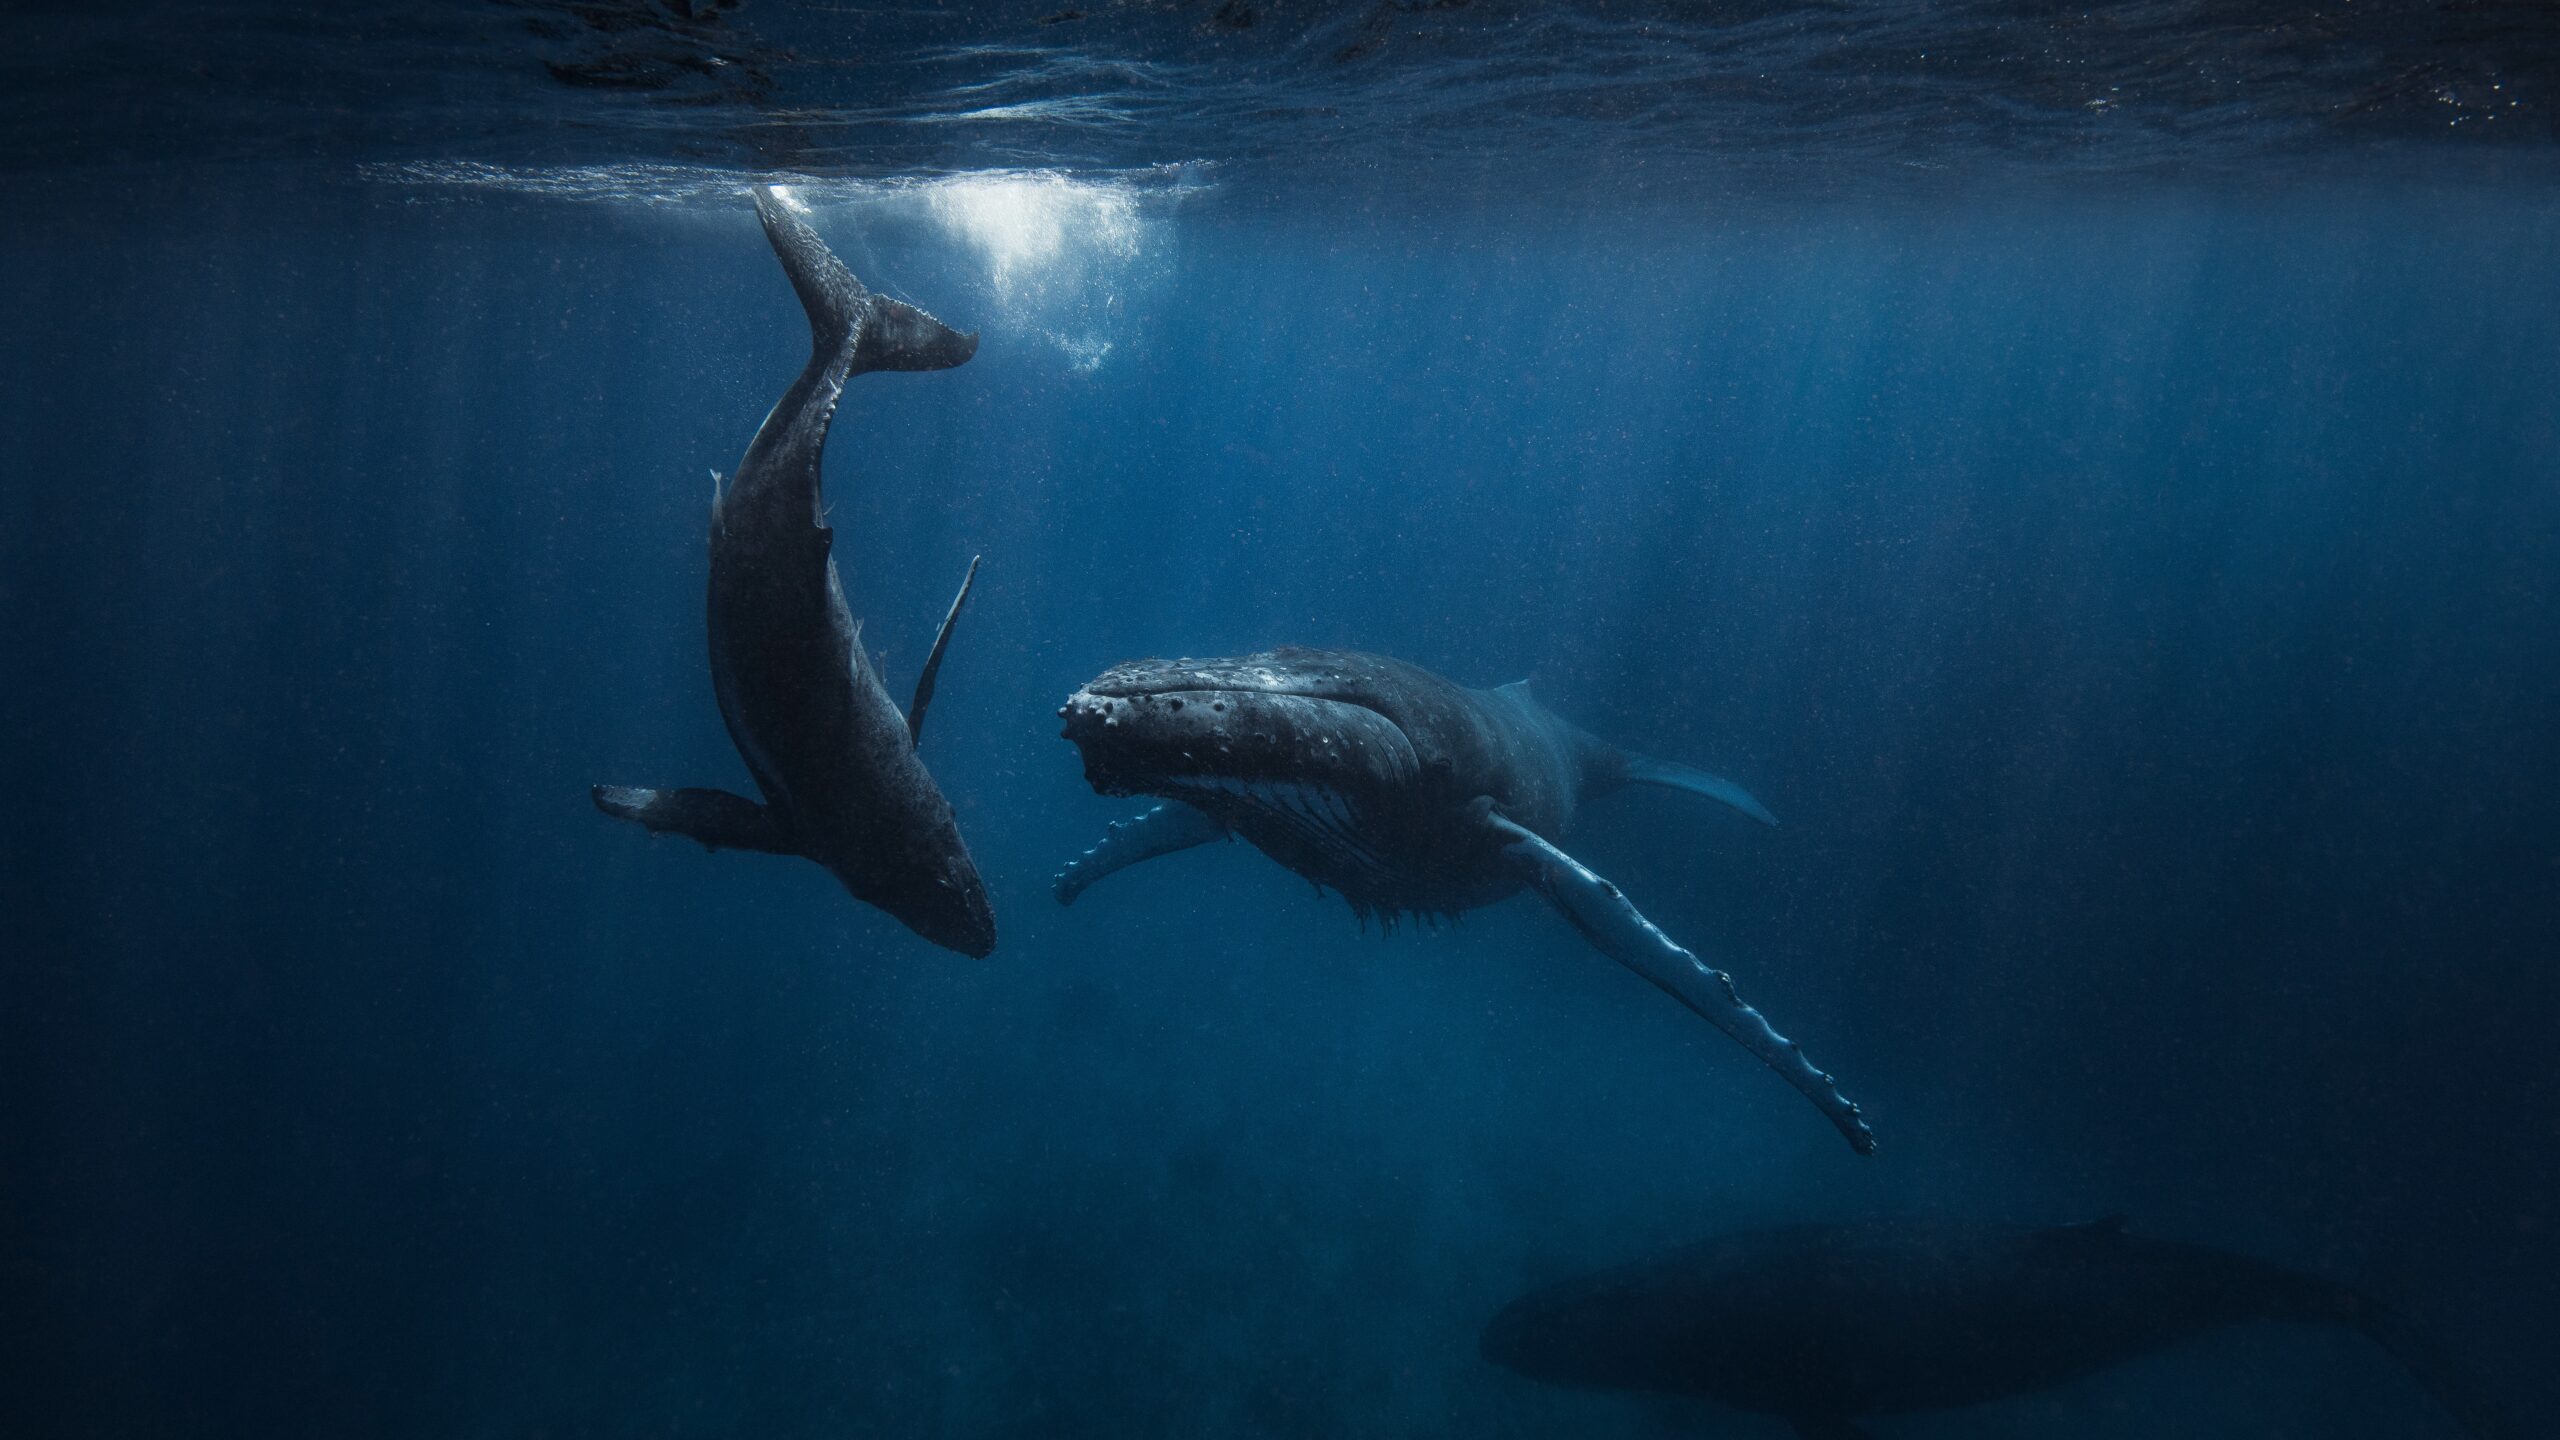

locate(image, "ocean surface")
[[5, 3, 2558, 1438]]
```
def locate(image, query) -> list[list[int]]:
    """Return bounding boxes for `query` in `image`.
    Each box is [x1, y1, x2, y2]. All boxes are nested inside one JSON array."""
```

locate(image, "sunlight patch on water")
[[919, 173, 1154, 370], [925, 171, 1142, 295]]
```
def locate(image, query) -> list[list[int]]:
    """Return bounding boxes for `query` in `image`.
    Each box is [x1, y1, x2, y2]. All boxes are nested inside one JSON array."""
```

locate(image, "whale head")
[[1058, 651, 1426, 812], [1056, 649, 1455, 907], [876, 841, 998, 960]]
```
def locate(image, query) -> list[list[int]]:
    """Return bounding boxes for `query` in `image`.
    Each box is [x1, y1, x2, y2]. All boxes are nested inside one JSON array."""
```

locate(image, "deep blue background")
[[5, 175, 2557, 1437]]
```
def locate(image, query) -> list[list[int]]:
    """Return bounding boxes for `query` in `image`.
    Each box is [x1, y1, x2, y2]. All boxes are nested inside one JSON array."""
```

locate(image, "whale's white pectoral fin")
[[593, 784, 795, 856], [1055, 802, 1228, 906], [1483, 809, 1875, 1155]]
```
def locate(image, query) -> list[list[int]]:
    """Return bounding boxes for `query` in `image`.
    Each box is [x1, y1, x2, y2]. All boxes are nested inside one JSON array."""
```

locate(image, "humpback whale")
[[1053, 647, 1870, 1153], [593, 186, 996, 958], [1480, 1217, 2509, 1440]]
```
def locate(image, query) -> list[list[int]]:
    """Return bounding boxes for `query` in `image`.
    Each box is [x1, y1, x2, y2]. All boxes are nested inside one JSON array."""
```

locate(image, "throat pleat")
[[1176, 777, 1395, 886]]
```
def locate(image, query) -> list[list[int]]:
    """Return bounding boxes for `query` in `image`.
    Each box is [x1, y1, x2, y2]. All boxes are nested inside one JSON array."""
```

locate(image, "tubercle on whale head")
[[1055, 670, 1422, 804], [1055, 684, 1269, 796], [1080, 652, 1354, 697]]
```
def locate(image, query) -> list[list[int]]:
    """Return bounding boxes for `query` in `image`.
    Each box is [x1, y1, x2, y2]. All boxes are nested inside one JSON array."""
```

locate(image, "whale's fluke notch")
[[750, 186, 978, 377], [907, 553, 981, 747], [1055, 801, 1228, 906], [1617, 753, 1779, 827], [1481, 805, 1874, 1154], [592, 784, 794, 855]]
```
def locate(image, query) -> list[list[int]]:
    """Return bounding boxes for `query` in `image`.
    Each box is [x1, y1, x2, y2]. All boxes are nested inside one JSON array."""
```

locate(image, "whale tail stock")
[[749, 185, 978, 377]]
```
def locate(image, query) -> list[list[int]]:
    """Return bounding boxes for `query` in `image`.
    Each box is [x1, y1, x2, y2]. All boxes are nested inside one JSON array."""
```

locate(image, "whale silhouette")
[[594, 186, 995, 957], [1482, 1216, 2512, 1439], [1054, 646, 1869, 1152]]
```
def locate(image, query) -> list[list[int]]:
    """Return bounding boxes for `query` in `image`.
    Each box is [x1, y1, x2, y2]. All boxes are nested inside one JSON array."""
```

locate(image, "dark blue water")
[[7, 6, 2560, 1439]]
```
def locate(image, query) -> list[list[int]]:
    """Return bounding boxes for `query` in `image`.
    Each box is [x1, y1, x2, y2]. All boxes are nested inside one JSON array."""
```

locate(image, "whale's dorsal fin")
[[1496, 678, 1536, 702]]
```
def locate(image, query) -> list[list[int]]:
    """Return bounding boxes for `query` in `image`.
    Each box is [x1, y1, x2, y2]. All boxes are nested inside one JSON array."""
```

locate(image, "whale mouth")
[[1059, 657, 1431, 892]]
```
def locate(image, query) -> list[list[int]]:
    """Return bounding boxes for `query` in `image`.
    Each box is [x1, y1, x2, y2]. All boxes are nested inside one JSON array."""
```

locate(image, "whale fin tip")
[[1485, 808, 1873, 1155]]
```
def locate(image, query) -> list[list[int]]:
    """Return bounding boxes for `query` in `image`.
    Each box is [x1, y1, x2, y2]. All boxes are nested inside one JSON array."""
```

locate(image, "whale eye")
[[1167, 697, 1183, 711]]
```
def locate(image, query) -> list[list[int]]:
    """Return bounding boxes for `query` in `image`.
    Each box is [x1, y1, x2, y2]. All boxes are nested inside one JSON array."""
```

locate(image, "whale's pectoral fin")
[[1055, 802, 1228, 906], [1480, 805, 1875, 1155], [907, 554, 982, 747], [1788, 1417, 1877, 1440], [592, 785, 795, 856], [1617, 753, 1779, 826]]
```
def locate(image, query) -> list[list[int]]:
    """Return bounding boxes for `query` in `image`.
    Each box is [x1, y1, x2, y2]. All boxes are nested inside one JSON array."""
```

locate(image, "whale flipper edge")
[[1484, 805, 1873, 1155], [1055, 801, 1228, 906]]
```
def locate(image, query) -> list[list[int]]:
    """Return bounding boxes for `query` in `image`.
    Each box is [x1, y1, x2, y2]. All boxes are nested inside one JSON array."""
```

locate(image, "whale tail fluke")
[[853, 293, 979, 374], [750, 185, 978, 376], [751, 185, 866, 351], [1616, 752, 1779, 827]]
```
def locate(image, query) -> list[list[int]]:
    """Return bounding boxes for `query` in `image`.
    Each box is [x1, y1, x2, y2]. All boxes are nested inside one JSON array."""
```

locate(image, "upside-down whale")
[[1054, 647, 1871, 1153], [1480, 1216, 2510, 1440], [593, 186, 996, 957]]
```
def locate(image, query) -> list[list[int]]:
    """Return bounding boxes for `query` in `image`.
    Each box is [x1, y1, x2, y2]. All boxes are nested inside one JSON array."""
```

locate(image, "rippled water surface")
[[8, 1, 2556, 196]]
